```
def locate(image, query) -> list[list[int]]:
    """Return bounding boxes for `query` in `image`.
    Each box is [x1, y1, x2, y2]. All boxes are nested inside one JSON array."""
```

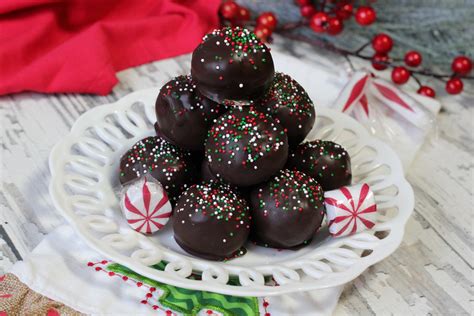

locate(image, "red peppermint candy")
[[121, 177, 172, 234], [324, 183, 377, 237]]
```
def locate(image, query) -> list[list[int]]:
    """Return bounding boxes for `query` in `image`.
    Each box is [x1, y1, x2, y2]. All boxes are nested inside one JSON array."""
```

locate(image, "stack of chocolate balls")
[[119, 27, 352, 261]]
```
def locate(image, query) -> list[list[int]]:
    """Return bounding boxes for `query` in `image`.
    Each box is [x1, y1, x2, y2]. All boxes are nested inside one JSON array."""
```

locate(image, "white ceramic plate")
[[49, 87, 414, 297]]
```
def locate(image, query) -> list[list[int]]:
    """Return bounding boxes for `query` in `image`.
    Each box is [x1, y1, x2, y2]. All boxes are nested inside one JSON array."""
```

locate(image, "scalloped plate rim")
[[48, 88, 414, 297]]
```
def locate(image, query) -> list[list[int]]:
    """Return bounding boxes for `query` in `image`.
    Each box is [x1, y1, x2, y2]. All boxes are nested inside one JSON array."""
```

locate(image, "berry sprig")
[[367, 33, 472, 96], [218, 0, 473, 97]]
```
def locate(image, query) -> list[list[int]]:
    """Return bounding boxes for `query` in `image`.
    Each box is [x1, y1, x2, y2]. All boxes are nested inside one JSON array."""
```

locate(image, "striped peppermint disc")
[[120, 177, 172, 234], [324, 183, 377, 237]]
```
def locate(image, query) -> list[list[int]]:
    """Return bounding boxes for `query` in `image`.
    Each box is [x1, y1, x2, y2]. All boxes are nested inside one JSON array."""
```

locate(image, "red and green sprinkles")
[[120, 137, 191, 191], [200, 27, 269, 87], [256, 169, 324, 213], [160, 75, 220, 121], [175, 182, 250, 229], [260, 72, 314, 127], [206, 108, 286, 169], [202, 27, 268, 60]]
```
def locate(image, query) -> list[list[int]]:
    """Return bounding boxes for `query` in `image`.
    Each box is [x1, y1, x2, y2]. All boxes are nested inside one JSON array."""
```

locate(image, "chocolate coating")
[[173, 182, 251, 261], [205, 107, 289, 187], [287, 140, 352, 191], [119, 137, 196, 201], [191, 27, 274, 105], [250, 169, 325, 249], [201, 158, 220, 182], [258, 72, 315, 146], [154, 75, 225, 151]]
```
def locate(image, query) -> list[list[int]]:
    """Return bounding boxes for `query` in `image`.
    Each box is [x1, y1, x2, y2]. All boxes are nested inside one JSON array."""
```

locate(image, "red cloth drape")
[[0, 0, 220, 95]]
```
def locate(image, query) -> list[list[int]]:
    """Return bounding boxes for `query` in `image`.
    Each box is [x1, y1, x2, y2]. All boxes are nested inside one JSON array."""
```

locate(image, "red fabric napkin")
[[0, 0, 220, 95]]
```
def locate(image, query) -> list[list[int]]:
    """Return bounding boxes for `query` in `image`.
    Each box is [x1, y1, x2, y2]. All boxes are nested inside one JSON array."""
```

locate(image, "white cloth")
[[11, 225, 343, 315]]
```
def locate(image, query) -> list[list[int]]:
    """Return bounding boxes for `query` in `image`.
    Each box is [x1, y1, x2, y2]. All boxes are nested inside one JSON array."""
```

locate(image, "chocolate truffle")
[[258, 72, 315, 146], [205, 107, 289, 187], [173, 182, 251, 261], [287, 140, 351, 191], [191, 27, 275, 105], [155, 75, 225, 151], [119, 137, 196, 200], [250, 169, 325, 249]]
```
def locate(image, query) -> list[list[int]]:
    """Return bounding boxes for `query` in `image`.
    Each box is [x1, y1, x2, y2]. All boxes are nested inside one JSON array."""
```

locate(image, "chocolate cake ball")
[[250, 169, 325, 249], [287, 140, 351, 191], [258, 72, 315, 146], [191, 27, 275, 105], [173, 182, 251, 260], [205, 107, 289, 187], [154, 75, 225, 151], [119, 137, 196, 200]]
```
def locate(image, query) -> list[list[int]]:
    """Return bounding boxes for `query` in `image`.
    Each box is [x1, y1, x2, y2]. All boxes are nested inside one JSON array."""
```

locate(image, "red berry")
[[327, 17, 344, 35], [404, 51, 422, 67], [254, 26, 271, 42], [296, 0, 311, 5], [451, 56, 472, 76], [236, 7, 250, 21], [310, 12, 329, 33], [372, 53, 389, 70], [300, 5, 316, 18], [219, 1, 239, 20], [445, 78, 463, 94], [336, 3, 353, 20], [417, 86, 436, 98], [355, 6, 376, 26], [256, 12, 277, 30], [372, 33, 393, 54], [391, 66, 410, 84]]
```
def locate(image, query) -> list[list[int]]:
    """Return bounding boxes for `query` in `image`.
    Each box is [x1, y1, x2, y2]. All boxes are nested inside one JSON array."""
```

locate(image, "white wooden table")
[[0, 39, 472, 315]]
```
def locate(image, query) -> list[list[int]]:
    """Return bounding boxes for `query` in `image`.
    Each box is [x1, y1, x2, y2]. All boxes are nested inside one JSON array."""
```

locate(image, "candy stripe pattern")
[[121, 177, 172, 234], [324, 183, 377, 237]]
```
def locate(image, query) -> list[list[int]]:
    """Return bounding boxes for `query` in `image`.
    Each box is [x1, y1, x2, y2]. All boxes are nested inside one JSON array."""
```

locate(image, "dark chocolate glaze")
[[201, 158, 220, 182], [154, 75, 225, 151], [257, 72, 315, 147], [173, 182, 251, 261], [287, 140, 352, 191], [191, 27, 274, 106], [205, 107, 289, 187], [119, 137, 196, 201], [249, 169, 325, 249]]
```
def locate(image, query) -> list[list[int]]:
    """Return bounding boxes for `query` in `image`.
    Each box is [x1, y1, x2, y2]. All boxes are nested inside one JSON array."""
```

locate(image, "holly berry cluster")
[[218, 0, 472, 97], [303, 1, 375, 35], [219, 1, 277, 42], [369, 33, 472, 96], [219, 0, 376, 39]]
